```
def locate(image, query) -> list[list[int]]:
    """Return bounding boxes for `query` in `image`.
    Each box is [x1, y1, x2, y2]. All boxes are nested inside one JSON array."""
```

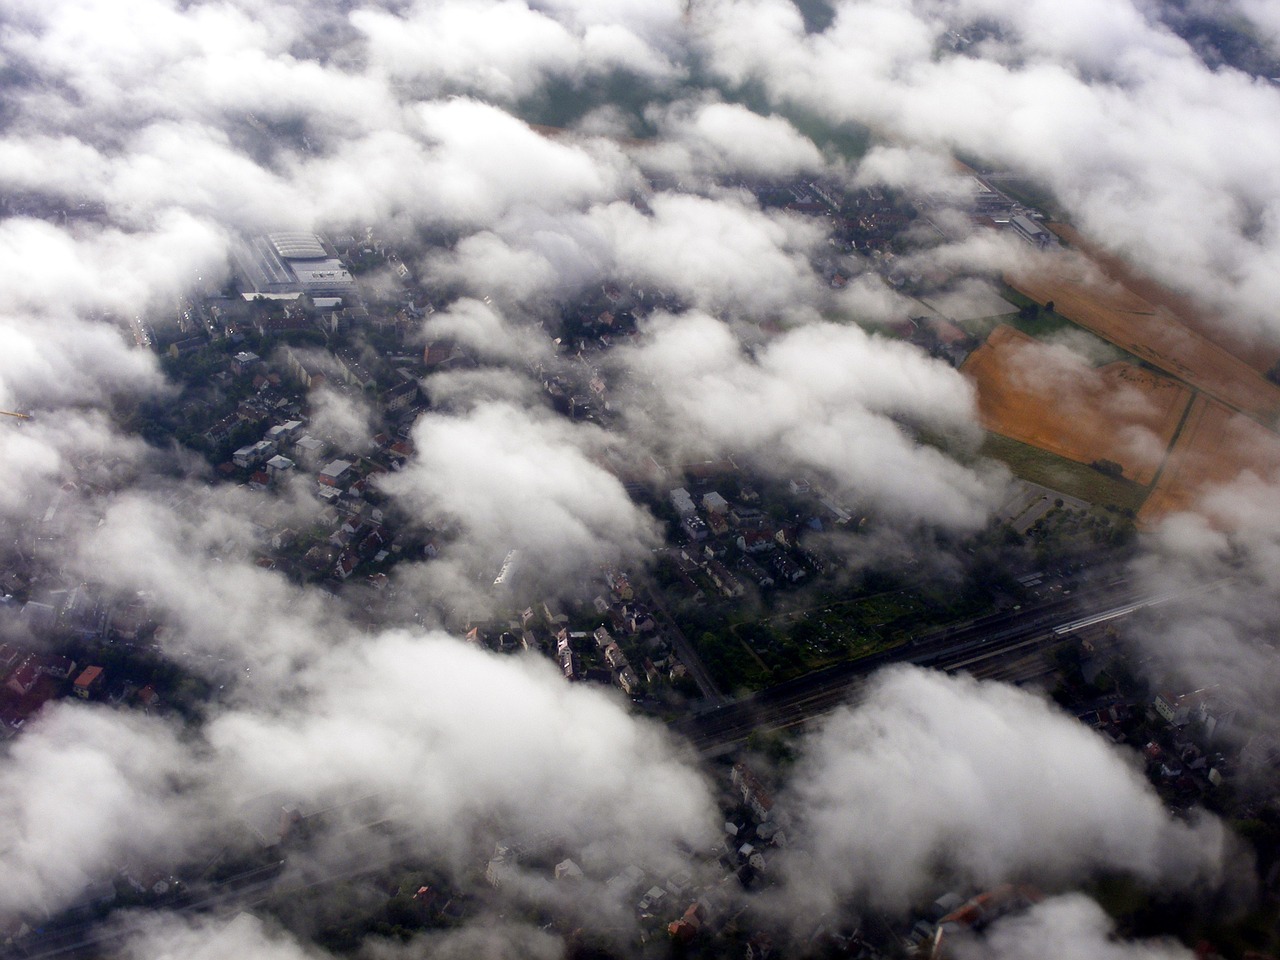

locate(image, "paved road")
[[642, 585, 726, 705]]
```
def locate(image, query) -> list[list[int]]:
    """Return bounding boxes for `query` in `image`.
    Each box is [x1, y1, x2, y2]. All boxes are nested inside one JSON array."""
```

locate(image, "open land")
[[1007, 253, 1280, 424], [1049, 222, 1280, 375], [1139, 394, 1280, 525], [963, 324, 1192, 485], [979, 433, 1149, 513]]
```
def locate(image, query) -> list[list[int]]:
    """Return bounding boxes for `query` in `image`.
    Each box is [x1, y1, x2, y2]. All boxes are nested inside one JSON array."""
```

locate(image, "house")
[[555, 859, 583, 881], [39, 654, 77, 679], [231, 350, 261, 374], [334, 348, 376, 390], [731, 762, 774, 821], [318, 459, 354, 488], [281, 345, 327, 388], [682, 515, 709, 541], [617, 666, 641, 695], [266, 455, 294, 477], [233, 440, 276, 469], [559, 649, 579, 681], [422, 340, 463, 369], [668, 902, 705, 942], [1009, 214, 1052, 248], [706, 559, 745, 598], [5, 658, 40, 696], [702, 491, 729, 515], [670, 488, 697, 517], [73, 665, 105, 699], [603, 642, 629, 670], [334, 552, 358, 580], [639, 885, 666, 913], [606, 864, 646, 898], [381, 378, 420, 414], [295, 435, 325, 459], [485, 843, 518, 888], [769, 551, 806, 583], [624, 607, 656, 634], [729, 505, 765, 528], [608, 570, 633, 600], [167, 336, 205, 358]]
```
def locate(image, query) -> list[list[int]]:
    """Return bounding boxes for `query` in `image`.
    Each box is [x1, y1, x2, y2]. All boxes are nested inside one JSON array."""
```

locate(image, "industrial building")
[[234, 232, 355, 301], [1009, 214, 1053, 248]]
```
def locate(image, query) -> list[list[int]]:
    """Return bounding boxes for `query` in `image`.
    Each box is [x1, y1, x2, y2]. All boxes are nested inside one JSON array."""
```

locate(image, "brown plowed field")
[[963, 325, 1192, 485], [1048, 223, 1280, 375], [1007, 253, 1280, 424], [1140, 394, 1280, 525]]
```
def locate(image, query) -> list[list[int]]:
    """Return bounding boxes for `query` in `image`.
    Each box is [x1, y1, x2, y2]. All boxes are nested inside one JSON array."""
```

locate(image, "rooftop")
[[269, 232, 328, 260]]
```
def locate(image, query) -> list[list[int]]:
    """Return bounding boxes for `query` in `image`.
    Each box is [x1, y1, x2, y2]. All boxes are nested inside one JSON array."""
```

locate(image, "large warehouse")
[[234, 232, 355, 301]]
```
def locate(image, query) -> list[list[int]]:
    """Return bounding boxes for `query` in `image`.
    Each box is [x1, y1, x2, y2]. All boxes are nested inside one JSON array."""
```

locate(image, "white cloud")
[[779, 668, 1231, 914], [624, 312, 1000, 529]]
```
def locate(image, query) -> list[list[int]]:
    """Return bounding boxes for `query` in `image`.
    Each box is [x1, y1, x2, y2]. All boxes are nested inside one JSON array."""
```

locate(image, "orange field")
[[963, 325, 1192, 486], [1048, 223, 1280, 375], [1007, 253, 1280, 425], [1139, 394, 1280, 525]]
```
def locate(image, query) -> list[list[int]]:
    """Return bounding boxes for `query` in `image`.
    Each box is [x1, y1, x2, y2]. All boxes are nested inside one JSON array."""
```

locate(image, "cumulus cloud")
[[120, 910, 567, 960], [1122, 499, 1280, 770], [353, 0, 679, 102], [777, 668, 1231, 914], [952, 893, 1196, 960], [0, 0, 1271, 953], [306, 384, 377, 454], [0, 603, 716, 925], [0, 705, 211, 919], [421, 297, 548, 366], [120, 913, 317, 960], [0, 214, 229, 320], [208, 630, 716, 867], [623, 312, 1001, 529], [382, 401, 660, 595], [75, 485, 339, 689], [695, 0, 1280, 344], [641, 99, 828, 180]]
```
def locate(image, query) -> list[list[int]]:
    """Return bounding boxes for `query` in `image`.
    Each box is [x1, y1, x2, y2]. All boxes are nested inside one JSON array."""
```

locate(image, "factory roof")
[[269, 232, 328, 260]]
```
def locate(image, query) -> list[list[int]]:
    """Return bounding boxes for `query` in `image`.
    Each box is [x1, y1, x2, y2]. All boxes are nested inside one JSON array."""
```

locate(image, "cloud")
[[207, 629, 716, 868], [1122, 495, 1280, 767], [951, 893, 1196, 960], [305, 383, 377, 454], [119, 910, 568, 960], [0, 705, 212, 919], [421, 297, 548, 366], [353, 0, 679, 102], [75, 485, 339, 688], [641, 99, 828, 180], [120, 913, 316, 960], [777, 668, 1230, 914], [0, 0, 1271, 952], [695, 0, 1280, 343], [622, 312, 1001, 529], [382, 401, 660, 594], [0, 213, 229, 320]]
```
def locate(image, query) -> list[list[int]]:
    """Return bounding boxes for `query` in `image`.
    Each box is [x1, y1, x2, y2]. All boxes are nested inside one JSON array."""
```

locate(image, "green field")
[[981, 433, 1149, 513]]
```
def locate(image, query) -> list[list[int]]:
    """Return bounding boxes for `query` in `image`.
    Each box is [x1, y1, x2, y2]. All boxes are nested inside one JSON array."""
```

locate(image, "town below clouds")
[[0, 1, 1278, 958]]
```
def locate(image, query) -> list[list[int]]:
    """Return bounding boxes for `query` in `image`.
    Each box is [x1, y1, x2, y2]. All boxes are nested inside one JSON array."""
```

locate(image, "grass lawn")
[[981, 432, 1150, 513]]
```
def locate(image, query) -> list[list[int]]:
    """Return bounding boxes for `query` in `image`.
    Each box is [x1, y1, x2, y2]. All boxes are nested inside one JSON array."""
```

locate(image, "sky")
[[1, 0, 1279, 956]]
